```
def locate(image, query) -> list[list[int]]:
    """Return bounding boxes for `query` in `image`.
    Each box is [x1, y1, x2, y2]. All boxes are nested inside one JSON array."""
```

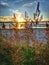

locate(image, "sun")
[[17, 17, 25, 22], [13, 12, 26, 29], [17, 17, 25, 29]]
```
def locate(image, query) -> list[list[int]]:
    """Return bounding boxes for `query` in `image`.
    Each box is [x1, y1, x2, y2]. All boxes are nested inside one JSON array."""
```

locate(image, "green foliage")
[[41, 44, 49, 65], [0, 34, 14, 65], [21, 47, 36, 65], [0, 53, 14, 65]]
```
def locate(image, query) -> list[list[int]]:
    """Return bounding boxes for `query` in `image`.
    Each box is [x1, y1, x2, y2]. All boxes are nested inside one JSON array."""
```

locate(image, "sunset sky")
[[0, 0, 49, 20]]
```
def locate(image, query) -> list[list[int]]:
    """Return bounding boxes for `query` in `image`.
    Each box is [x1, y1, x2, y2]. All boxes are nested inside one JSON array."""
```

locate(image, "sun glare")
[[17, 17, 25, 29], [17, 17, 25, 22], [14, 12, 26, 29], [16, 12, 25, 22]]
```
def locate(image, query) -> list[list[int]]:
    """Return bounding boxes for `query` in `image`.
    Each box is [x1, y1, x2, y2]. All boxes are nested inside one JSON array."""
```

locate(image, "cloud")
[[13, 0, 23, 4], [23, 3, 33, 7], [9, 9, 22, 16], [0, 1, 9, 7], [15, 0, 23, 3], [37, 0, 46, 2], [9, 9, 19, 14], [23, 0, 46, 7], [23, 1, 37, 7]]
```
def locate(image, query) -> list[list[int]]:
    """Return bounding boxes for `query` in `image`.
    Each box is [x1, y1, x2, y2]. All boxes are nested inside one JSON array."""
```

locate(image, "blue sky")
[[0, 0, 49, 19]]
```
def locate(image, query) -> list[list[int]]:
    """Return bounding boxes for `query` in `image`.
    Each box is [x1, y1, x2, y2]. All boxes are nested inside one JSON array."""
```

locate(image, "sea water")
[[0, 22, 48, 43]]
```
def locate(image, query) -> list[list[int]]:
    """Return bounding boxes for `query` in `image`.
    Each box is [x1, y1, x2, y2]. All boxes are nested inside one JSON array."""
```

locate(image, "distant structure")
[[46, 27, 49, 44], [2, 23, 5, 29], [46, 21, 49, 44], [46, 21, 49, 27], [34, 2, 43, 24]]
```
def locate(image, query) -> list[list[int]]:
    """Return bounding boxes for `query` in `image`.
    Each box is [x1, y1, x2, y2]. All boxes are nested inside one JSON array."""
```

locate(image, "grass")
[[0, 34, 49, 65]]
